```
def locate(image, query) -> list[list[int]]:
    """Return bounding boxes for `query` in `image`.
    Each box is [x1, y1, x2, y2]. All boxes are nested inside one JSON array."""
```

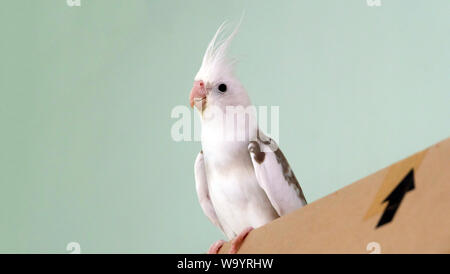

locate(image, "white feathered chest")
[[201, 119, 279, 239]]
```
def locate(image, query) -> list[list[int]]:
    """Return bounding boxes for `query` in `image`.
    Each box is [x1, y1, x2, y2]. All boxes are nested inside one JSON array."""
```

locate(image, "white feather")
[[195, 20, 241, 83], [248, 138, 307, 216], [194, 152, 223, 230]]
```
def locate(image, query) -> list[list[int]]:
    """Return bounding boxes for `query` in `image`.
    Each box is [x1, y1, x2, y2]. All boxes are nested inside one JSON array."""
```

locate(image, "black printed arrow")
[[376, 169, 415, 228]]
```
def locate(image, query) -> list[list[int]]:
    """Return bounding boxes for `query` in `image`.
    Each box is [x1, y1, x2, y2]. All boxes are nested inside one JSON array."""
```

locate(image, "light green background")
[[0, 0, 449, 253]]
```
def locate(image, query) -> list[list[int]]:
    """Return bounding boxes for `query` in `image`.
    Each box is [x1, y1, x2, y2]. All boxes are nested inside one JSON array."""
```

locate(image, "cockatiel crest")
[[190, 22, 250, 112], [195, 22, 237, 83]]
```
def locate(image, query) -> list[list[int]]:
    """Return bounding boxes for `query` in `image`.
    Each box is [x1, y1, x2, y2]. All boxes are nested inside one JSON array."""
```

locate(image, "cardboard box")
[[219, 137, 450, 253]]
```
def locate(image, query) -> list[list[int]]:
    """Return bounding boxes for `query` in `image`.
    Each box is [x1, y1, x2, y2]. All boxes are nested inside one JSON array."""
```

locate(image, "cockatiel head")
[[189, 22, 251, 114]]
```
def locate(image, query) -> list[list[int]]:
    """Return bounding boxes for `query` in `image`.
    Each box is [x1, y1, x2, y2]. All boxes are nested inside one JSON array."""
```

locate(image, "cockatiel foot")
[[229, 227, 254, 254], [207, 239, 226, 254]]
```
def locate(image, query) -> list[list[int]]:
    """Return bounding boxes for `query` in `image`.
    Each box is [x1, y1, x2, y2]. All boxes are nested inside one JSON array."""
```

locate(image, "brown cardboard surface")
[[219, 137, 450, 254]]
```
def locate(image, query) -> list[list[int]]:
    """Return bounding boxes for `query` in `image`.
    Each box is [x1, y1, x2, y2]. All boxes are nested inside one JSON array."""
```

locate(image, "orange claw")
[[208, 239, 225, 254], [229, 227, 254, 254]]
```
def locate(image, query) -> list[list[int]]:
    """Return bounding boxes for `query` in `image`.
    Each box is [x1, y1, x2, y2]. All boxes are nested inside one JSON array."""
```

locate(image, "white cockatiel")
[[190, 23, 307, 254]]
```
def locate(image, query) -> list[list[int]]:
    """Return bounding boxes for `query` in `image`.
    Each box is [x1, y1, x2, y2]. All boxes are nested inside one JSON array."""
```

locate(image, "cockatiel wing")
[[248, 132, 307, 216], [194, 151, 224, 231]]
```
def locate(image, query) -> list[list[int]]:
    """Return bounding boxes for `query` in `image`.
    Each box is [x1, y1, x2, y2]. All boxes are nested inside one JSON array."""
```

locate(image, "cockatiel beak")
[[190, 80, 208, 109]]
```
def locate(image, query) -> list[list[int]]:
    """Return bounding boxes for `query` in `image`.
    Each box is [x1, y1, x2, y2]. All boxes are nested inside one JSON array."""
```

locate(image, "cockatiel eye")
[[218, 83, 227, 92]]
